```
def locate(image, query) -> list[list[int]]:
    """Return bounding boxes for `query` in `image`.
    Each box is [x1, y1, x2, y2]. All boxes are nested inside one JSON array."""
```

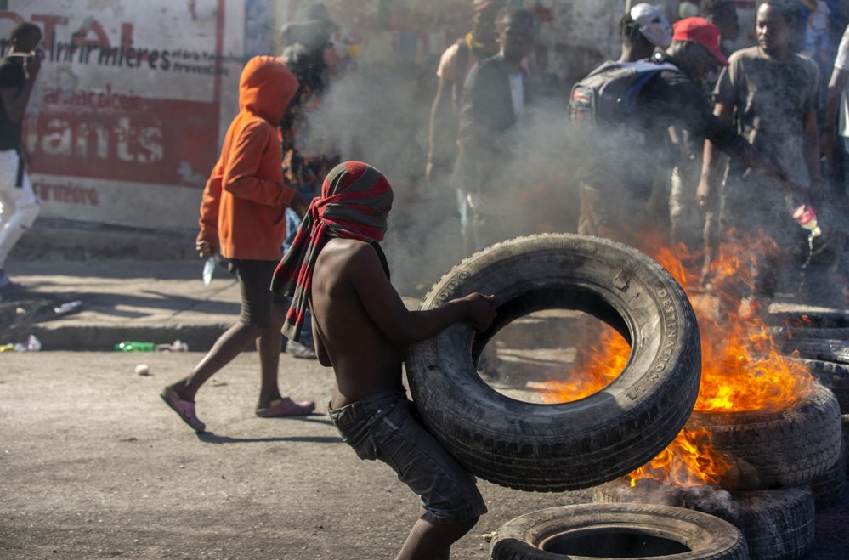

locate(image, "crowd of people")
[[7, 1, 849, 558], [434, 0, 849, 316]]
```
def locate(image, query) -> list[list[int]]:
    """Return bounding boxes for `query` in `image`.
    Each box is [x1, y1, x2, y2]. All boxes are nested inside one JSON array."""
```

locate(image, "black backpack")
[[570, 60, 679, 126]]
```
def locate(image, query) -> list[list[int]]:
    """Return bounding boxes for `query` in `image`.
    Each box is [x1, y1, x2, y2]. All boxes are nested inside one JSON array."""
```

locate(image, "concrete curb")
[[28, 322, 231, 352]]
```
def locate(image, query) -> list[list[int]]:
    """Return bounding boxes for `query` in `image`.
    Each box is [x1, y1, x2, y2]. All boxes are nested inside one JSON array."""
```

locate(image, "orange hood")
[[239, 55, 298, 124]]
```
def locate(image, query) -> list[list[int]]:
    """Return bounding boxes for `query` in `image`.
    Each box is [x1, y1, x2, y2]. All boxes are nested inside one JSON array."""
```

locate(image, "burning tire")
[[686, 383, 841, 490], [594, 482, 815, 560], [793, 359, 849, 413], [782, 338, 849, 366], [407, 234, 701, 491], [489, 503, 748, 560]]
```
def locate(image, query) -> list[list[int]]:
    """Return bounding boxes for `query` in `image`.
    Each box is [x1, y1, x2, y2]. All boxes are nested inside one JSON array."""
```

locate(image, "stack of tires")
[[590, 308, 846, 560], [408, 236, 753, 559], [595, 383, 841, 560], [772, 305, 849, 482]]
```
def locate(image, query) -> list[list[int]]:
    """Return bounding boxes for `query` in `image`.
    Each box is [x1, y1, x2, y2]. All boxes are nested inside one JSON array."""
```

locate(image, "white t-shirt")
[[835, 25, 849, 137], [508, 72, 524, 119]]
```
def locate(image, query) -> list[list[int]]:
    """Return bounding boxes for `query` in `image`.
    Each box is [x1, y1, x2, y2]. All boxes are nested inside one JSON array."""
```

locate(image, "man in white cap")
[[620, 3, 673, 62]]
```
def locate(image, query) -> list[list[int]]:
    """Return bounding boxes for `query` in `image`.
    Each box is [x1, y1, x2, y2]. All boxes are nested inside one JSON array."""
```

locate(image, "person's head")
[[668, 17, 728, 80], [320, 161, 394, 241], [495, 6, 534, 64], [280, 2, 336, 53], [621, 4, 672, 59], [9, 22, 42, 54], [239, 55, 298, 124], [755, 0, 795, 56], [679, 2, 701, 19], [703, 0, 740, 43], [471, 0, 505, 46]]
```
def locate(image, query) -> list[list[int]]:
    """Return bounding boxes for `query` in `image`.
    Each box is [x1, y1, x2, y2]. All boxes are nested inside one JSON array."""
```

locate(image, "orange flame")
[[540, 232, 814, 486], [625, 428, 735, 488]]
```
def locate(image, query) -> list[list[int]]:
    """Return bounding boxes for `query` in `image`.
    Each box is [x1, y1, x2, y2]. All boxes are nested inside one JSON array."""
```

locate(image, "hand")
[[24, 49, 42, 78], [696, 179, 710, 208], [458, 293, 497, 332], [290, 192, 309, 218], [196, 239, 215, 259]]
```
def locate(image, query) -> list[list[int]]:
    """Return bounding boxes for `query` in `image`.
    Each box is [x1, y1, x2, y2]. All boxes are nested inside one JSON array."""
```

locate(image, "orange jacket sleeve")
[[197, 154, 224, 247], [223, 121, 297, 207]]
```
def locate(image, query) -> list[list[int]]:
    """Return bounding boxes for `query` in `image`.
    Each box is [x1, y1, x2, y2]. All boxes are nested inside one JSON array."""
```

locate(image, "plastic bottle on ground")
[[53, 301, 83, 315], [115, 341, 156, 352], [26, 335, 41, 352], [155, 340, 190, 353]]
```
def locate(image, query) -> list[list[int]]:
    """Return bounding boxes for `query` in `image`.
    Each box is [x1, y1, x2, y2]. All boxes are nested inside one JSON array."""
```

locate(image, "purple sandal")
[[161, 387, 206, 433]]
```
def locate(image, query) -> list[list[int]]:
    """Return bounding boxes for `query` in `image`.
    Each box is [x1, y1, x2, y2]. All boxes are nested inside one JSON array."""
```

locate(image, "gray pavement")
[[3, 258, 423, 351], [6, 259, 241, 351]]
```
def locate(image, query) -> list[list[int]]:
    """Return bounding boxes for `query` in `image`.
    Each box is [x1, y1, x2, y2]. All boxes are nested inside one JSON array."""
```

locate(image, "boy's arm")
[[224, 121, 298, 207], [311, 313, 332, 367], [348, 244, 495, 347]]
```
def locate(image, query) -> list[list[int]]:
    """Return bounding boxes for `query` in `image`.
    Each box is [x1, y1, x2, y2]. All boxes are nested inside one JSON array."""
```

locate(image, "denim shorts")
[[328, 391, 487, 525]]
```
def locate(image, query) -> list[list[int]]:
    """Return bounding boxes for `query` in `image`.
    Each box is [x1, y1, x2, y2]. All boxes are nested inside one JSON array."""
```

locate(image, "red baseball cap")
[[672, 17, 728, 66]]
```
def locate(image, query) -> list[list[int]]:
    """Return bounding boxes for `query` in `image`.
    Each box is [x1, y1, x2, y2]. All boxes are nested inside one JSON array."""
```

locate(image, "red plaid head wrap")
[[271, 161, 393, 341]]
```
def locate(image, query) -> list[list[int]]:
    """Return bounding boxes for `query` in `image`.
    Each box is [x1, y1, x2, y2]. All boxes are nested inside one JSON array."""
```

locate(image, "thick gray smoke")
[[312, 68, 587, 294]]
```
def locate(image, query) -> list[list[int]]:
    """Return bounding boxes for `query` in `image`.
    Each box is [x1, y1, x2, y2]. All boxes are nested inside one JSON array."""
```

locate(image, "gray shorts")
[[328, 390, 487, 525]]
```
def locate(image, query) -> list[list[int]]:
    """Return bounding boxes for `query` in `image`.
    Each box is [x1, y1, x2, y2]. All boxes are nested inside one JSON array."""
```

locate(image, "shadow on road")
[[198, 433, 342, 445]]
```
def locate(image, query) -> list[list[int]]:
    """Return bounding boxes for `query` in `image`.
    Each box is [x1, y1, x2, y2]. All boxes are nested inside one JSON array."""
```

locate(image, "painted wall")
[[10, 0, 245, 229], [13, 0, 641, 229]]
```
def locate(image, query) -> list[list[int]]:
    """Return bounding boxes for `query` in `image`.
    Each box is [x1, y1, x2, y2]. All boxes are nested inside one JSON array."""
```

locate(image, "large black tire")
[[811, 442, 847, 509], [793, 359, 849, 413], [593, 482, 814, 560], [843, 414, 849, 476], [782, 338, 849, 365], [716, 488, 815, 560], [768, 305, 849, 329], [773, 326, 849, 342], [686, 383, 841, 490], [406, 235, 701, 491], [490, 503, 748, 560]]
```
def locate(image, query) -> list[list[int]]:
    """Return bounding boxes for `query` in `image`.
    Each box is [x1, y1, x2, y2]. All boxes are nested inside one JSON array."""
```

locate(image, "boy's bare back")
[[310, 238, 406, 409], [310, 237, 496, 411]]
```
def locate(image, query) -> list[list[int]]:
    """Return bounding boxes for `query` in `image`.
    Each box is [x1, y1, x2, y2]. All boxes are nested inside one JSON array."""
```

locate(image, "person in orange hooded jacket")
[[161, 56, 314, 433]]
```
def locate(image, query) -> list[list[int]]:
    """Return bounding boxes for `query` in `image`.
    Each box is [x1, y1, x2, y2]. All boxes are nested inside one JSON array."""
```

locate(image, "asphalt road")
[[2, 351, 848, 560]]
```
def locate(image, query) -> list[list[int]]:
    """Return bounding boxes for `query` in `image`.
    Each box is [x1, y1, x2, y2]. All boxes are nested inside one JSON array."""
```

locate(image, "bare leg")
[[169, 321, 262, 401], [395, 512, 478, 560], [256, 302, 286, 409]]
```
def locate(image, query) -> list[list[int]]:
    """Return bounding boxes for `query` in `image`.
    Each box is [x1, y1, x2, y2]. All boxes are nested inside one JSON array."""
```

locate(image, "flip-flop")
[[160, 387, 206, 432], [256, 397, 315, 417]]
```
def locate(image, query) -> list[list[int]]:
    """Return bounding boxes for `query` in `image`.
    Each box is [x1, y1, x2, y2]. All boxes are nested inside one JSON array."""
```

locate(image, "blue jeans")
[[328, 390, 487, 525], [283, 184, 318, 344]]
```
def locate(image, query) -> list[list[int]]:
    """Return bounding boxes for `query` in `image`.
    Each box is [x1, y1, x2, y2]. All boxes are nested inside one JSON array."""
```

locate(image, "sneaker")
[[287, 340, 317, 360]]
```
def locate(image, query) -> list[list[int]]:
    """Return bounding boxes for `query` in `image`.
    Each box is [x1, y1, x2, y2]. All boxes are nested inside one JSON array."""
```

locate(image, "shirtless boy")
[[271, 161, 496, 560]]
